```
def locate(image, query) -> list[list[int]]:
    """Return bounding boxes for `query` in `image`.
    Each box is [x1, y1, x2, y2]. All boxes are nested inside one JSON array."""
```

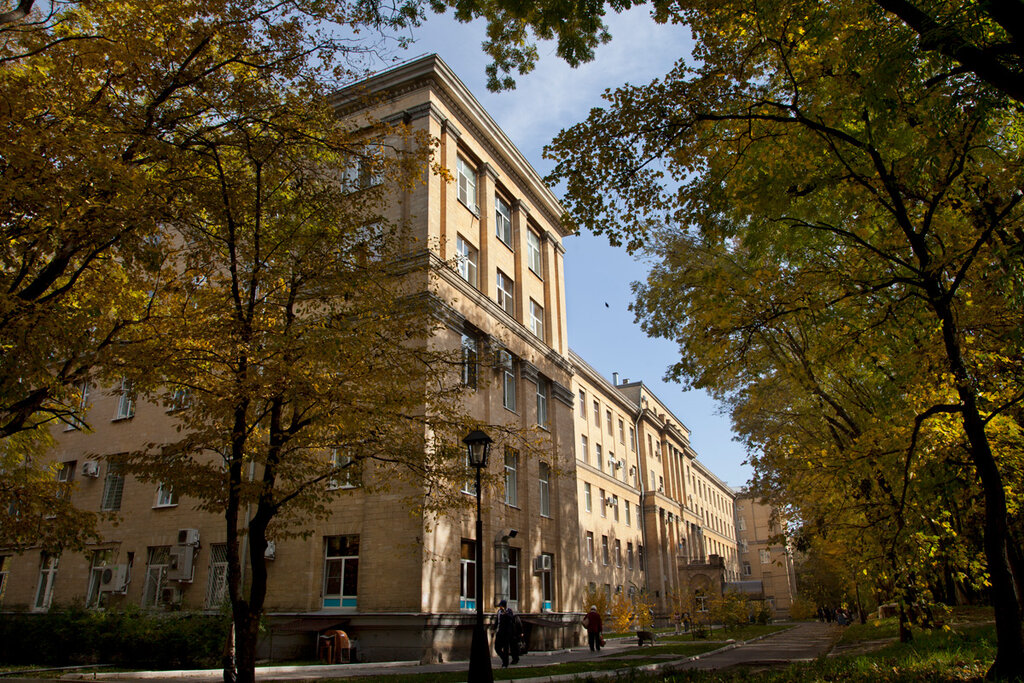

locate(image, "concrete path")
[[48, 622, 841, 682], [672, 621, 841, 671]]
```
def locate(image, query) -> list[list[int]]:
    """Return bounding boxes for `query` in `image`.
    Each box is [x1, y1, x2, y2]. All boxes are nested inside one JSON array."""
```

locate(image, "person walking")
[[582, 605, 604, 652], [494, 599, 522, 667]]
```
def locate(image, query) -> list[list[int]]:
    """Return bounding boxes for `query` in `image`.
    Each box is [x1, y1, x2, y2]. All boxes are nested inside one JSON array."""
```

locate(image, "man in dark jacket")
[[494, 599, 523, 667], [582, 605, 603, 652]]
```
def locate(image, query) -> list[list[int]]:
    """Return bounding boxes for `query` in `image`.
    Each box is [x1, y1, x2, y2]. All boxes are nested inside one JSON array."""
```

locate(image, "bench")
[[637, 630, 656, 646]]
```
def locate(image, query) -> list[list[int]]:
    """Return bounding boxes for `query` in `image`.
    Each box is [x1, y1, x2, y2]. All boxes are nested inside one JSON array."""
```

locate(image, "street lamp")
[[463, 429, 493, 683]]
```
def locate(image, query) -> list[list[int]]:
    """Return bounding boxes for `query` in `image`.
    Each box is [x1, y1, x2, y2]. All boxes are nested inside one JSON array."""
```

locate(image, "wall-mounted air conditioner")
[[81, 461, 100, 478], [532, 555, 552, 573], [177, 528, 200, 546], [168, 545, 194, 582], [98, 565, 130, 593]]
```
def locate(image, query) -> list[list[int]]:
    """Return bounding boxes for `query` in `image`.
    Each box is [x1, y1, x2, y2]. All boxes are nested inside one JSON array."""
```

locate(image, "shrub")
[[0, 608, 229, 668]]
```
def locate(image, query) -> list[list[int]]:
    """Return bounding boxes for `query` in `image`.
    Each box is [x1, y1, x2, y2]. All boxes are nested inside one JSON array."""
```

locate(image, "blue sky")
[[381, 11, 754, 489]]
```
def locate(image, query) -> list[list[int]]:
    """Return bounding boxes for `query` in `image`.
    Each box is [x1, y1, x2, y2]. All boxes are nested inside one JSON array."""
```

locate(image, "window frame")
[[526, 229, 542, 274], [323, 535, 360, 610], [496, 269, 515, 316], [538, 462, 551, 517], [456, 234, 479, 287], [504, 448, 519, 507], [529, 299, 545, 340], [495, 195, 513, 247], [456, 156, 478, 212]]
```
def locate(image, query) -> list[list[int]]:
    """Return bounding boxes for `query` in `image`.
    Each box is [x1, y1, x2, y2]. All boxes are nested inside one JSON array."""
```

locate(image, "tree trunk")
[[929, 291, 1024, 679]]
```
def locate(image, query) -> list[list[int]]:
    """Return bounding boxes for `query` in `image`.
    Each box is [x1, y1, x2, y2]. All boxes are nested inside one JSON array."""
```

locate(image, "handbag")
[[517, 636, 528, 656], [599, 636, 606, 647]]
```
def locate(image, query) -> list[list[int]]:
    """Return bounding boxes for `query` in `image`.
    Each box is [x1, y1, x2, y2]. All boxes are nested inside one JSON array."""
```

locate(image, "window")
[[507, 547, 520, 610], [85, 549, 114, 608], [539, 462, 550, 517], [456, 235, 478, 287], [593, 400, 599, 425], [629, 427, 636, 452], [504, 448, 518, 507], [33, 553, 59, 611], [496, 270, 514, 316], [583, 482, 592, 512], [142, 546, 171, 607], [101, 463, 125, 511], [601, 536, 609, 565], [585, 532, 594, 563], [0, 555, 9, 603], [461, 334, 479, 389], [606, 410, 613, 434], [737, 517, 746, 531], [457, 156, 477, 211], [323, 535, 359, 609], [341, 153, 381, 190], [328, 450, 358, 490], [156, 482, 178, 507], [599, 488, 606, 518], [540, 553, 554, 610], [462, 448, 477, 496], [618, 419, 625, 443], [596, 444, 602, 472], [578, 389, 586, 414], [760, 549, 771, 564], [625, 502, 631, 527], [612, 495, 619, 522], [56, 461, 75, 498], [695, 592, 708, 613], [67, 379, 90, 430], [527, 230, 542, 274], [500, 352, 517, 412], [169, 386, 191, 412], [529, 299, 544, 340], [615, 539, 622, 567], [636, 504, 641, 524], [206, 544, 229, 608], [742, 561, 752, 577], [536, 376, 549, 428], [580, 435, 588, 464], [638, 545, 644, 572], [460, 539, 477, 611], [627, 542, 634, 570], [114, 377, 135, 420], [495, 196, 512, 246]]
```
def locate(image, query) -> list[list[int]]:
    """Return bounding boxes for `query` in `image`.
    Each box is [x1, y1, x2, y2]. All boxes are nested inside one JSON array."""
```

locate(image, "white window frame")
[[536, 376, 549, 427], [205, 544, 229, 608], [599, 488, 606, 518], [457, 156, 478, 212], [585, 532, 594, 563], [114, 377, 135, 420], [461, 333, 479, 389], [101, 463, 125, 511], [67, 379, 90, 430], [495, 195, 512, 246], [85, 549, 114, 608], [601, 535, 609, 565], [142, 546, 171, 608], [529, 299, 544, 340], [760, 548, 771, 564], [578, 389, 586, 414], [625, 501, 631, 527], [504, 448, 519, 507], [527, 230, 542, 274], [539, 462, 550, 517], [33, 553, 59, 611], [583, 482, 592, 512], [456, 234, 478, 287], [323, 535, 359, 610], [501, 353, 517, 412], [155, 482, 178, 508], [615, 539, 622, 567], [460, 539, 477, 611], [580, 435, 588, 464], [328, 450, 358, 490], [496, 269, 514, 316]]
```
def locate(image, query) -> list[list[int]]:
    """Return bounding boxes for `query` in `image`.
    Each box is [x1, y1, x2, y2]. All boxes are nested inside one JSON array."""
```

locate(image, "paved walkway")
[[47, 622, 841, 682]]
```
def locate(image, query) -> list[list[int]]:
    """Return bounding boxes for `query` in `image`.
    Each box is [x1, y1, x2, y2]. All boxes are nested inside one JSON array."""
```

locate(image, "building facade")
[[0, 55, 750, 662], [734, 493, 798, 617]]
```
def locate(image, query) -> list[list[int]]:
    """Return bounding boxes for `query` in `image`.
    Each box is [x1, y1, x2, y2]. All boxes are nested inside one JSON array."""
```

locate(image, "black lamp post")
[[463, 429, 494, 683]]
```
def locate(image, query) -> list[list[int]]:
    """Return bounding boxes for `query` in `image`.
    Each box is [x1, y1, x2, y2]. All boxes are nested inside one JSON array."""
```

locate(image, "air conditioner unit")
[[532, 555, 552, 573], [177, 528, 200, 546], [81, 461, 100, 478], [98, 564, 130, 593], [264, 541, 276, 561], [167, 545, 195, 582], [161, 586, 183, 606], [495, 349, 513, 369]]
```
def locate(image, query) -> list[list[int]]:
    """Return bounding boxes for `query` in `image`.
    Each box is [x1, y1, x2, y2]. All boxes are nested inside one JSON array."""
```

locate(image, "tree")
[[0, 0, 419, 548], [421, 0, 1024, 676], [105, 75, 506, 681]]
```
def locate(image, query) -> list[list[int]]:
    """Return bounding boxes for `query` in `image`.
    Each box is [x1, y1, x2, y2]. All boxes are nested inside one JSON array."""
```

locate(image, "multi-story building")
[[0, 54, 749, 662], [571, 357, 739, 616], [734, 493, 798, 617]]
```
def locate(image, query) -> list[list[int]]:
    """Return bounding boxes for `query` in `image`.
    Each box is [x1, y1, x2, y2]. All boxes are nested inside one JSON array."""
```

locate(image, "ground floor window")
[[85, 549, 114, 608], [33, 553, 59, 611], [0, 555, 9, 603], [142, 546, 171, 607], [323, 535, 359, 609], [695, 591, 708, 613], [460, 539, 476, 611], [206, 544, 228, 608], [541, 552, 554, 611]]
